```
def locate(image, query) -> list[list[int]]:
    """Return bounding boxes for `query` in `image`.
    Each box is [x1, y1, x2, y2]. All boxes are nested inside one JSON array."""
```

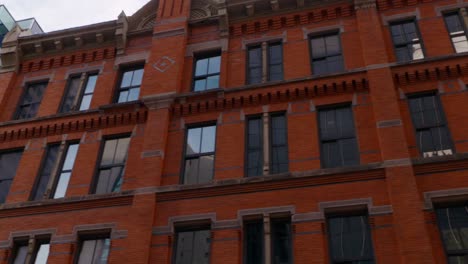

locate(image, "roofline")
[[16, 17, 45, 33]]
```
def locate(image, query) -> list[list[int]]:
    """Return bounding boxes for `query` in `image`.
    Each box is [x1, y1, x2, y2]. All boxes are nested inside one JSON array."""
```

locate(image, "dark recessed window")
[[116, 67, 144, 103], [408, 93, 453, 157], [183, 125, 216, 184], [318, 106, 359, 168], [247, 42, 283, 84], [15, 82, 48, 120], [12, 237, 50, 264], [244, 220, 264, 264], [94, 137, 131, 194], [270, 114, 288, 174], [77, 237, 111, 264], [193, 52, 221, 92], [271, 218, 293, 264], [436, 205, 468, 263], [60, 73, 98, 113], [444, 12, 468, 53], [174, 228, 211, 264], [310, 32, 344, 75], [390, 20, 424, 62], [0, 150, 23, 203], [328, 215, 375, 264], [32, 143, 79, 200], [246, 116, 263, 177]]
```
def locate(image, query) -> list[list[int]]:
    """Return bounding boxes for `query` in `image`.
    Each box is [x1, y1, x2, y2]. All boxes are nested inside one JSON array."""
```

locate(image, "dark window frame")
[[13, 80, 49, 120], [243, 218, 265, 264], [269, 112, 289, 175], [58, 71, 99, 113], [74, 230, 111, 264], [443, 11, 468, 54], [326, 211, 375, 264], [10, 235, 51, 264], [389, 18, 426, 62], [10, 237, 29, 264], [308, 30, 345, 76], [113, 63, 145, 104], [172, 224, 212, 264], [0, 148, 24, 204], [192, 50, 222, 92], [267, 42, 284, 82], [180, 122, 217, 185], [90, 134, 132, 194], [406, 91, 455, 157], [246, 44, 263, 85], [244, 115, 264, 177], [246, 41, 284, 85], [317, 103, 360, 169], [270, 217, 293, 264]]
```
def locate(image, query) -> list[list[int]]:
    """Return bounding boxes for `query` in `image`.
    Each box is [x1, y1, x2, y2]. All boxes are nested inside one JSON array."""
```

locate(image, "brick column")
[[211, 229, 241, 264], [354, 0, 435, 262], [293, 222, 326, 264]]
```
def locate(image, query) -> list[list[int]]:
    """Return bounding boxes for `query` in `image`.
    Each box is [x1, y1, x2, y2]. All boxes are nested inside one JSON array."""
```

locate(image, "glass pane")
[[110, 166, 124, 192], [0, 151, 22, 181], [95, 169, 112, 194], [195, 58, 209, 76], [194, 79, 207, 92], [120, 71, 133, 88], [436, 207, 468, 252], [340, 138, 359, 166], [249, 68, 262, 84], [448, 256, 468, 264], [244, 221, 264, 264], [201, 126, 216, 153], [208, 56, 221, 74], [184, 159, 199, 184], [311, 37, 326, 58], [453, 36, 468, 53], [192, 230, 211, 263], [403, 22, 418, 41], [175, 231, 194, 264], [85, 75, 98, 93], [391, 24, 405, 45], [128, 88, 140, 101], [247, 151, 262, 177], [78, 240, 96, 264], [271, 115, 287, 146], [34, 244, 50, 264], [187, 128, 202, 155], [325, 34, 341, 55], [329, 216, 373, 261], [271, 146, 288, 174], [34, 145, 60, 200], [53, 172, 71, 199], [269, 44, 282, 64], [62, 144, 79, 171], [313, 59, 328, 75], [269, 64, 283, 82], [61, 77, 81, 112], [0, 179, 13, 203], [206, 75, 219, 90], [418, 129, 434, 153], [101, 139, 118, 166], [271, 219, 292, 264], [327, 55, 344, 73], [118, 91, 129, 103], [131, 69, 144, 86], [445, 14, 464, 34], [114, 137, 131, 164], [198, 155, 214, 184], [323, 141, 340, 168], [14, 245, 28, 264], [248, 118, 262, 149], [248, 47, 262, 67], [395, 47, 410, 62], [247, 118, 263, 177], [79, 95, 92, 111], [411, 43, 424, 60]]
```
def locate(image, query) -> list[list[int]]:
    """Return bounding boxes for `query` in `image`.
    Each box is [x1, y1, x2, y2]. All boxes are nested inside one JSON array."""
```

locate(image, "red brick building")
[[0, 0, 467, 263]]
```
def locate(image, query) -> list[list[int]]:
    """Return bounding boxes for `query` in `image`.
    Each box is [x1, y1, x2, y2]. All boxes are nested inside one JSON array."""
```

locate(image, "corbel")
[[270, 0, 280, 11], [74, 36, 83, 47], [34, 42, 43, 54], [96, 32, 104, 44], [217, 0, 229, 37], [354, 0, 377, 10], [246, 4, 255, 17], [54, 39, 63, 50], [115, 11, 129, 55]]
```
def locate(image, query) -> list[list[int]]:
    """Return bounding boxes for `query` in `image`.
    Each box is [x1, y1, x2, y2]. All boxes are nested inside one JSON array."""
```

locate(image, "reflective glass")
[[128, 88, 140, 101], [14, 245, 28, 264], [208, 56, 221, 74], [206, 75, 219, 90], [244, 221, 264, 264], [200, 126, 216, 153], [131, 69, 144, 86], [79, 95, 92, 111], [53, 172, 71, 199], [34, 243, 50, 264], [120, 71, 133, 88], [61, 77, 81, 112], [85, 75, 98, 93], [187, 128, 202, 155], [195, 58, 209, 76]]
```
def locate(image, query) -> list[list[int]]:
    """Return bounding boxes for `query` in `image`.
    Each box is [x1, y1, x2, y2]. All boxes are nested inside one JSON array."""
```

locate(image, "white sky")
[[2, 0, 151, 32]]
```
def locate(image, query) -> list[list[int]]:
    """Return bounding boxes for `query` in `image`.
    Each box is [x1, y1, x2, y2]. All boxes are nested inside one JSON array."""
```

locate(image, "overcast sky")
[[2, 0, 151, 32]]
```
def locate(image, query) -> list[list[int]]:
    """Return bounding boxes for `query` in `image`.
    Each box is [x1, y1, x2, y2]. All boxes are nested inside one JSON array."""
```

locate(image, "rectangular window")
[[77, 238, 111, 264], [408, 93, 453, 157], [32, 143, 79, 200], [271, 218, 293, 264], [246, 113, 288, 177], [193, 52, 221, 92], [318, 106, 359, 168], [12, 238, 50, 264], [15, 82, 48, 120], [247, 42, 283, 84], [60, 73, 98, 113], [390, 20, 425, 62], [436, 205, 468, 263], [116, 67, 144, 103], [310, 32, 344, 75], [328, 215, 375, 264], [174, 228, 211, 264], [183, 125, 216, 184], [244, 220, 264, 264], [94, 137, 131, 194], [444, 12, 468, 53], [0, 150, 23, 203]]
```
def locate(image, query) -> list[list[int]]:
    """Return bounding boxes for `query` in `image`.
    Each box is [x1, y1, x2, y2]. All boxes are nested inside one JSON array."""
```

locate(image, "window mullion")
[[460, 8, 468, 29], [262, 42, 268, 83], [264, 214, 271, 264], [262, 112, 270, 176], [71, 73, 87, 111], [44, 142, 67, 199]]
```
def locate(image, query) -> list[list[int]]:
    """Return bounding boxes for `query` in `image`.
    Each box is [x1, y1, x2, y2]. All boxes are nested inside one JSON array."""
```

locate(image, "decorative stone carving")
[[0, 25, 22, 71], [115, 11, 129, 55], [354, 0, 377, 10], [190, 0, 220, 20]]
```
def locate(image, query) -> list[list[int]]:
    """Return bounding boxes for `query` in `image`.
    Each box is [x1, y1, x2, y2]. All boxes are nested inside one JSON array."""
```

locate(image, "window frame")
[[246, 41, 284, 85], [10, 237, 29, 264], [180, 122, 218, 185], [113, 63, 145, 104], [269, 112, 289, 175], [270, 217, 293, 264], [13, 80, 49, 120], [90, 134, 132, 194], [172, 224, 212, 264], [406, 91, 455, 157], [389, 18, 426, 63], [0, 148, 24, 204], [246, 44, 263, 85], [192, 50, 222, 92], [443, 11, 468, 54], [243, 218, 265, 264], [308, 30, 345, 76], [244, 115, 264, 177], [10, 235, 51, 264], [74, 231, 111, 264], [58, 71, 99, 113], [317, 103, 360, 169]]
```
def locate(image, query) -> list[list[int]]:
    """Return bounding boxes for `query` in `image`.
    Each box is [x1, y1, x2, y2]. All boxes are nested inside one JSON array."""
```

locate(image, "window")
[[310, 32, 344, 75], [247, 42, 283, 84], [327, 215, 375, 264], [77, 237, 111, 264], [15, 82, 48, 120], [32, 143, 79, 200], [94, 137, 131, 194], [12, 237, 50, 264], [246, 113, 288, 177], [318, 106, 359, 168], [243, 217, 292, 264], [116, 67, 144, 103], [436, 205, 468, 263], [193, 52, 221, 92], [390, 20, 424, 62], [183, 125, 216, 184], [408, 93, 453, 158], [0, 150, 23, 203], [174, 228, 211, 264], [444, 12, 468, 53], [60, 73, 98, 112]]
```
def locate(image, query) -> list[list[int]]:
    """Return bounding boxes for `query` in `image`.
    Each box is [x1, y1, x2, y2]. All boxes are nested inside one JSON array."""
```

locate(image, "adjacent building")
[[0, 0, 467, 263]]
